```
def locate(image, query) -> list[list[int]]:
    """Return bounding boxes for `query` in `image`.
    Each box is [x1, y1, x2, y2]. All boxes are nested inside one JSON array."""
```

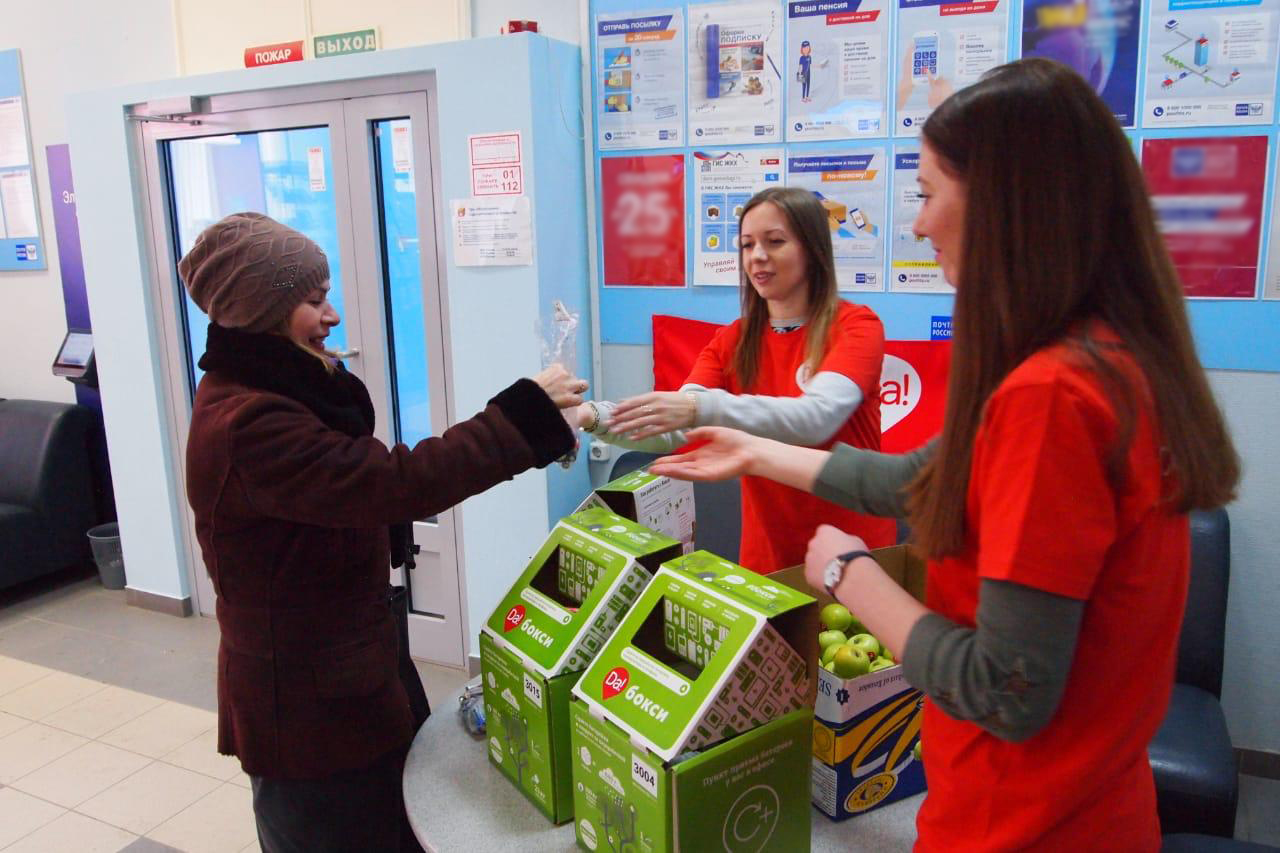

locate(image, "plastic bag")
[[537, 300, 582, 468]]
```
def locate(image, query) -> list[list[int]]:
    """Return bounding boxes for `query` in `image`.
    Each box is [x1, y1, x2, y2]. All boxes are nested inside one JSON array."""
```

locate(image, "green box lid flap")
[[566, 507, 680, 556], [661, 551, 815, 616], [598, 467, 659, 494]]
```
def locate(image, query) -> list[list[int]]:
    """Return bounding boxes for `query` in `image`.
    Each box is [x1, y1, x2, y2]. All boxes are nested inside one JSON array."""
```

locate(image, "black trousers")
[[250, 744, 426, 853]]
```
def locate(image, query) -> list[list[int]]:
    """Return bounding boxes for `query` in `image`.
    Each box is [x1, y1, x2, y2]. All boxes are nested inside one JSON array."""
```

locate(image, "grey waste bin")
[[87, 523, 126, 590]]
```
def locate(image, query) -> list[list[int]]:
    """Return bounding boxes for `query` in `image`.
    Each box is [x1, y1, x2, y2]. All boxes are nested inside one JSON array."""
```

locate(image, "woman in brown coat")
[[180, 212, 584, 852]]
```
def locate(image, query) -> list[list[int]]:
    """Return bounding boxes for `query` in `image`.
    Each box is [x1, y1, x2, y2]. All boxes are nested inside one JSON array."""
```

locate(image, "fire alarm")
[[503, 19, 538, 33]]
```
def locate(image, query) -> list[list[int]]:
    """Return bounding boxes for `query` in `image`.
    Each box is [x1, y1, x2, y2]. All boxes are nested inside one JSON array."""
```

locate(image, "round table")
[[403, 687, 923, 852]]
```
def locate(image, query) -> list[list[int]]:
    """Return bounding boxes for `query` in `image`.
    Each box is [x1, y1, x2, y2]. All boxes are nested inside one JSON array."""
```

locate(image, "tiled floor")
[[1, 569, 1278, 851], [0, 568, 471, 852]]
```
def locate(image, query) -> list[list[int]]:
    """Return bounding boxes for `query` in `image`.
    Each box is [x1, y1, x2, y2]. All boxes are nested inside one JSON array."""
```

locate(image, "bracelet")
[[583, 401, 601, 433], [684, 391, 699, 426]]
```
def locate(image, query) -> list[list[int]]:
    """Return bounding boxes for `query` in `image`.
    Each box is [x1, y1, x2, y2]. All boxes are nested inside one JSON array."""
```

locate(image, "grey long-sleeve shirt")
[[815, 442, 1086, 742]]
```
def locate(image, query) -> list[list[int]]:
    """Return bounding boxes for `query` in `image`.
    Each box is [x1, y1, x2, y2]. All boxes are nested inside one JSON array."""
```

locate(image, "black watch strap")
[[826, 549, 875, 596]]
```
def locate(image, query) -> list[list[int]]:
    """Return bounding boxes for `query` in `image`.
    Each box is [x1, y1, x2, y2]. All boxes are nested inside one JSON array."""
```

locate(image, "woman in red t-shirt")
[[650, 60, 1239, 849], [578, 186, 895, 572]]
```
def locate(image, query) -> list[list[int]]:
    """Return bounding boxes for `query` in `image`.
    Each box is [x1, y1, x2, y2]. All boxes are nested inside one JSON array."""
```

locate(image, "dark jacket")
[[186, 371, 571, 779]]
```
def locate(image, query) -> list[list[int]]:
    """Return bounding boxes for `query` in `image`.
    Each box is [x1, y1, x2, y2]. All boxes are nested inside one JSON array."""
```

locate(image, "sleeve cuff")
[[489, 378, 575, 469], [901, 611, 959, 691]]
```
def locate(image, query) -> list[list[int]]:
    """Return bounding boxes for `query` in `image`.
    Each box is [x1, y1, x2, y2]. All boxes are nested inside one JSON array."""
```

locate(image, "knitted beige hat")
[[178, 212, 330, 333]]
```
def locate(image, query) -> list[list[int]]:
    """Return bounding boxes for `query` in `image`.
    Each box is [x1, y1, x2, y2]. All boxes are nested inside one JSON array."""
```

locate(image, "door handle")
[[331, 347, 361, 360]]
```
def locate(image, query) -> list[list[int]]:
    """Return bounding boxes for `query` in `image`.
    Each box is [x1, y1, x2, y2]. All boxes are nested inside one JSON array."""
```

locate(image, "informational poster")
[[692, 148, 783, 285], [1142, 136, 1268, 298], [597, 9, 686, 149], [1267, 145, 1280, 300], [1143, 0, 1280, 127], [451, 197, 534, 266], [894, 0, 1009, 136], [787, 150, 888, 291], [1022, 0, 1141, 126], [601, 154, 686, 287], [0, 50, 44, 270], [687, 2, 784, 144], [889, 148, 951, 292], [468, 131, 523, 196], [786, 0, 890, 140]]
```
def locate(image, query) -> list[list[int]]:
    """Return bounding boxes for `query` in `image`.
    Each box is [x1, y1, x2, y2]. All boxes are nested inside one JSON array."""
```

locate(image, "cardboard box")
[[577, 469, 695, 554], [806, 545, 928, 820], [481, 508, 683, 823], [569, 551, 819, 851]]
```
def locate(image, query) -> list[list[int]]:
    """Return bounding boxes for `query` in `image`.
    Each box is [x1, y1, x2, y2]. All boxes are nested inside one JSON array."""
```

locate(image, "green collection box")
[[480, 508, 682, 823], [569, 551, 820, 851], [576, 469, 695, 554]]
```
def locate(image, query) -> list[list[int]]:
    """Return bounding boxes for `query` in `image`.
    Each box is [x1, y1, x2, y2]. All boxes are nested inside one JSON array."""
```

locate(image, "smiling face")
[[913, 142, 968, 287], [739, 201, 811, 318], [285, 284, 340, 353]]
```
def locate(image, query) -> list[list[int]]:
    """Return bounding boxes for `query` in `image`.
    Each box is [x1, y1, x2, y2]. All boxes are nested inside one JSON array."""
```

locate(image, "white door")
[[136, 79, 467, 667]]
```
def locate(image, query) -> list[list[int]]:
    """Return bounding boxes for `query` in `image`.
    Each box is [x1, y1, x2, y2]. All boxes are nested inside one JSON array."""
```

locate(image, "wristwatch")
[[824, 550, 874, 596]]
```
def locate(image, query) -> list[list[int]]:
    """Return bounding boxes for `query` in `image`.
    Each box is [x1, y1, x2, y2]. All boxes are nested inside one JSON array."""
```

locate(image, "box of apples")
[[808, 545, 927, 820]]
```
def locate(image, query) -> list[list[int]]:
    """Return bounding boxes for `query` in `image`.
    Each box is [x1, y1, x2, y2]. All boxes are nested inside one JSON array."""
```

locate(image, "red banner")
[[651, 314, 949, 452], [1141, 136, 1268, 298], [601, 155, 686, 287]]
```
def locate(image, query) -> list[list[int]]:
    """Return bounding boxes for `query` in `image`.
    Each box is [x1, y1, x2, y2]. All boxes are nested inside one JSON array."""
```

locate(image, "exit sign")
[[314, 28, 378, 58]]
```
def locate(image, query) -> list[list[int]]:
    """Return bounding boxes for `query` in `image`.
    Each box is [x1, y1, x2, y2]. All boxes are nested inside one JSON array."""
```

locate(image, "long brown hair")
[[907, 58, 1239, 557], [731, 187, 841, 389]]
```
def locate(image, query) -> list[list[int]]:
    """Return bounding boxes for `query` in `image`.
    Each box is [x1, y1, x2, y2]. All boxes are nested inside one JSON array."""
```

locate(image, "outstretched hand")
[[648, 427, 762, 482], [532, 365, 588, 409], [608, 391, 696, 439]]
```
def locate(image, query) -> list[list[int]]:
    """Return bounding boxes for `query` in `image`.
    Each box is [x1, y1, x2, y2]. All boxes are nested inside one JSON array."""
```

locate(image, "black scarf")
[[199, 323, 414, 567], [199, 323, 375, 438]]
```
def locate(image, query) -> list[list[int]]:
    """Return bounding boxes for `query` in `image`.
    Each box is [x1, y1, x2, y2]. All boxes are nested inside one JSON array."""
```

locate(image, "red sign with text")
[[1142, 136, 1268, 299], [601, 155, 686, 287], [244, 41, 305, 68]]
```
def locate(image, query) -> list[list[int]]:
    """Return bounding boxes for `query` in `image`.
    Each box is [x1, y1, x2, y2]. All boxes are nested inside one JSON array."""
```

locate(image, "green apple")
[[879, 647, 895, 663], [913, 740, 923, 762], [831, 645, 871, 679], [818, 629, 847, 650], [821, 642, 841, 666], [847, 633, 881, 659], [846, 617, 868, 636], [869, 657, 896, 673], [820, 603, 853, 633], [823, 660, 836, 672]]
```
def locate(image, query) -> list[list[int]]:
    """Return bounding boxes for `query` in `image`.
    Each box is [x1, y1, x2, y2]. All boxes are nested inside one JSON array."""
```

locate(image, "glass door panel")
[[166, 127, 347, 391]]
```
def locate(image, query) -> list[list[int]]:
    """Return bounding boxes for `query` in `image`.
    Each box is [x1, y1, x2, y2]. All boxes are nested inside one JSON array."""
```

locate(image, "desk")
[[403, 688, 923, 852]]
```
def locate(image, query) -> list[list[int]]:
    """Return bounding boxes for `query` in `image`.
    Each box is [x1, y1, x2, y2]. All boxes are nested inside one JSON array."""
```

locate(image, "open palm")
[[648, 427, 761, 482]]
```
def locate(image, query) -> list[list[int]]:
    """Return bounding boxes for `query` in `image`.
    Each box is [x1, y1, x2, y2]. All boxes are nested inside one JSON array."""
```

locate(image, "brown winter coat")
[[186, 371, 569, 779]]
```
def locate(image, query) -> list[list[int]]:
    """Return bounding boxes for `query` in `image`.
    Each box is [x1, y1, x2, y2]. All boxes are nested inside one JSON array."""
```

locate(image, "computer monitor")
[[52, 329, 94, 378]]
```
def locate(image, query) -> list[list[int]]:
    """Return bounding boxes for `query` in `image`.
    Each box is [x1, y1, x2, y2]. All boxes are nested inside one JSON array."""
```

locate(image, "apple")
[[823, 660, 836, 672], [821, 642, 842, 666], [879, 647, 895, 663], [913, 741, 923, 762], [820, 603, 853, 633], [847, 633, 881, 659], [869, 657, 896, 673], [818, 630, 847, 650], [846, 617, 868, 636], [831, 645, 871, 679]]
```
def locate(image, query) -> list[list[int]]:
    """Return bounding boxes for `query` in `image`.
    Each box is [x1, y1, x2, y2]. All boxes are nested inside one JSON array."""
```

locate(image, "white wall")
[[0, 0, 176, 403]]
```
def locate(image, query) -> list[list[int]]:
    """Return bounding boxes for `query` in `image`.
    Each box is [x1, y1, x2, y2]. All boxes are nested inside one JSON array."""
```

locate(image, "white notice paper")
[[452, 197, 533, 266], [391, 121, 413, 175], [0, 98, 29, 169], [0, 169, 38, 237], [307, 147, 326, 191]]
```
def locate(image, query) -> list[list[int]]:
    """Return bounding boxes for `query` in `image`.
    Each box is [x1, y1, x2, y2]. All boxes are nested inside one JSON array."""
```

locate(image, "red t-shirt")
[[685, 301, 897, 572], [915, 334, 1187, 852]]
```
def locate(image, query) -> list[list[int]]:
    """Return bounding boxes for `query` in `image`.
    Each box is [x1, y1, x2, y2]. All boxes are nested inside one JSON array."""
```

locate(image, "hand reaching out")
[[648, 427, 763, 482], [531, 365, 588, 409], [607, 391, 697, 440]]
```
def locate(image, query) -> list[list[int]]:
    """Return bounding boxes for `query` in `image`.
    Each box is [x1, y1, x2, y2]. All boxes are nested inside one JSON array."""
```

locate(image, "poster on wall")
[[894, 0, 1009, 137], [785, 0, 890, 140], [601, 154, 686, 287], [692, 148, 783, 285], [1267, 146, 1280, 300], [1021, 0, 1141, 126], [597, 9, 686, 149], [889, 148, 951, 292], [687, 2, 784, 144], [787, 150, 888, 291], [0, 50, 45, 271], [1142, 0, 1279, 127], [1142, 135, 1268, 298]]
